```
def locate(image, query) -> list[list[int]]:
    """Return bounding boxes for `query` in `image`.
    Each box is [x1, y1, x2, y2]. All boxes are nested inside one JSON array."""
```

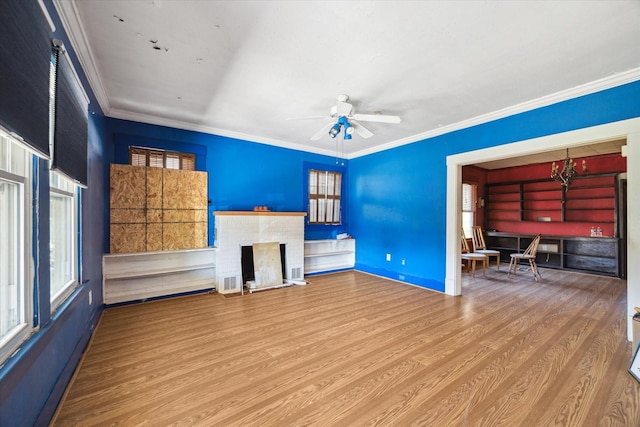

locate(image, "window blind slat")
[[0, 0, 52, 158], [52, 46, 88, 187]]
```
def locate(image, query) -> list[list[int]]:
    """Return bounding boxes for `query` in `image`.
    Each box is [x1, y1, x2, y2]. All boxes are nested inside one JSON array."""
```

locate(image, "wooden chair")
[[461, 229, 487, 277], [508, 234, 542, 281], [471, 226, 501, 270]]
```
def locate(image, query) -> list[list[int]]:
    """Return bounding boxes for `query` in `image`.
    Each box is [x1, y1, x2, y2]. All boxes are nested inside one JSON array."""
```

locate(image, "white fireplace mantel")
[[213, 211, 306, 294]]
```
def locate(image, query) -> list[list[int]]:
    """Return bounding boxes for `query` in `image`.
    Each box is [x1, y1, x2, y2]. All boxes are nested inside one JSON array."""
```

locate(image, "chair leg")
[[508, 258, 515, 277], [482, 258, 487, 277], [529, 259, 541, 281], [470, 259, 476, 277]]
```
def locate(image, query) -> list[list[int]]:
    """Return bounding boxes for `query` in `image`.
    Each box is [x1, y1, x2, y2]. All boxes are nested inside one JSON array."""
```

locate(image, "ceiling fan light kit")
[[307, 94, 401, 141]]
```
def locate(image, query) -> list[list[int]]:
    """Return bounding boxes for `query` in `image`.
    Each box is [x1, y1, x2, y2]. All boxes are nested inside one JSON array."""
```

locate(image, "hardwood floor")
[[52, 268, 640, 426]]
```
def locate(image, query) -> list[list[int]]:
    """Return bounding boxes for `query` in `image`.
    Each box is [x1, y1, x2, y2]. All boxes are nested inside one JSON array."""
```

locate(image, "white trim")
[[37, 0, 55, 32], [109, 69, 640, 159], [445, 117, 640, 342], [52, 40, 90, 106], [106, 67, 639, 159], [353, 68, 640, 159], [53, 0, 104, 110], [47, 1, 640, 159], [107, 107, 340, 158]]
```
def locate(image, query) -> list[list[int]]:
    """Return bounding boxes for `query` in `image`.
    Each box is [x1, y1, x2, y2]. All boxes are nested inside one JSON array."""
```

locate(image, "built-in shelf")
[[486, 232, 619, 277], [103, 247, 216, 304], [304, 239, 356, 274], [486, 173, 618, 236]]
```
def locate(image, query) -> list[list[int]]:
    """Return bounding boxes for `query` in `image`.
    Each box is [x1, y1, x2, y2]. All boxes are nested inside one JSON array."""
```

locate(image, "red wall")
[[484, 153, 626, 237]]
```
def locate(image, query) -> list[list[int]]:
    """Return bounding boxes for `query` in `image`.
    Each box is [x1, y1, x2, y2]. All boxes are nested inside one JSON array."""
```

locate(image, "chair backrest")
[[461, 228, 471, 253], [471, 226, 487, 251], [523, 234, 542, 256]]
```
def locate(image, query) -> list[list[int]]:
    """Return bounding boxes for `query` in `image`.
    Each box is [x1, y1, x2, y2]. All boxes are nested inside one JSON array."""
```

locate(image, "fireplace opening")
[[241, 244, 286, 285]]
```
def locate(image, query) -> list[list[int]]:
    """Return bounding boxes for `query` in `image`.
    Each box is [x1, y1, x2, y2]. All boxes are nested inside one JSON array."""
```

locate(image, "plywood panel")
[[110, 224, 146, 253], [110, 164, 146, 209], [109, 164, 208, 253], [163, 223, 199, 250], [110, 208, 145, 224], [146, 223, 163, 252], [194, 210, 208, 222], [194, 222, 208, 248], [163, 209, 208, 223], [146, 209, 163, 223], [163, 169, 207, 209], [146, 167, 163, 209], [252, 242, 283, 288]]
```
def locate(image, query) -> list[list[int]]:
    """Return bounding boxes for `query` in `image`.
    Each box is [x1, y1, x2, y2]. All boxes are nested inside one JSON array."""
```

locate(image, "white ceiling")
[[54, 1, 640, 159]]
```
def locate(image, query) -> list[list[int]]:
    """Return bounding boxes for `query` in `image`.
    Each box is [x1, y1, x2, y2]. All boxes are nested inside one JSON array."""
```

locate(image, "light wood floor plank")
[[52, 268, 640, 426]]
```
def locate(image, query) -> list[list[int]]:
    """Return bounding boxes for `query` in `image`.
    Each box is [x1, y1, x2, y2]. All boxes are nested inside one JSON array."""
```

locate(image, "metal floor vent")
[[291, 267, 302, 279], [223, 277, 236, 291]]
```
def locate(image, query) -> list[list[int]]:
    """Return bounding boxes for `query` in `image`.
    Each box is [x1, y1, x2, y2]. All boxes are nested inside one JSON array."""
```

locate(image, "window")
[[130, 146, 195, 170], [308, 169, 342, 224], [0, 130, 32, 364], [462, 183, 477, 238], [49, 172, 78, 309]]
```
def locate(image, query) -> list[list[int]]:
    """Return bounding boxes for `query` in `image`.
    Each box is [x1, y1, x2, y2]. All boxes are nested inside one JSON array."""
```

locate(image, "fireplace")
[[241, 244, 286, 284], [213, 211, 306, 294]]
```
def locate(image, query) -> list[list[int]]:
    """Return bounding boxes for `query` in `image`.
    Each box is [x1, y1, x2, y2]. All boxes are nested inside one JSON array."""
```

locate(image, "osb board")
[[146, 167, 163, 209], [109, 165, 208, 253], [163, 223, 207, 250], [110, 164, 146, 209], [146, 209, 163, 223], [253, 242, 283, 288], [110, 208, 145, 224], [163, 209, 208, 223], [146, 223, 163, 252], [163, 169, 207, 210], [110, 224, 146, 253]]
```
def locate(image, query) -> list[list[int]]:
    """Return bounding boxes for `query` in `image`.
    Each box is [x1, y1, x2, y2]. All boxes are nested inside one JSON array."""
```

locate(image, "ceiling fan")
[[292, 95, 401, 140]]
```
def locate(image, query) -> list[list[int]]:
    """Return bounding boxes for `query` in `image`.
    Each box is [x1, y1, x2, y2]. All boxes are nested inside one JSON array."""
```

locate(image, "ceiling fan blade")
[[351, 120, 374, 139], [310, 122, 334, 140], [351, 113, 401, 124], [286, 115, 328, 121]]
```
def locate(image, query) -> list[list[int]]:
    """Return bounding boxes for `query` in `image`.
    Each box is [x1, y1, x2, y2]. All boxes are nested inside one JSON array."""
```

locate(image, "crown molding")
[[53, 0, 110, 114], [348, 68, 640, 159], [107, 108, 340, 158]]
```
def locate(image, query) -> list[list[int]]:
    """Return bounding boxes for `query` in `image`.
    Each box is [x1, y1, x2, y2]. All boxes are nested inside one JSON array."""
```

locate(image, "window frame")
[[308, 168, 343, 225], [129, 146, 195, 170], [49, 171, 79, 311], [462, 182, 477, 239], [0, 131, 34, 365]]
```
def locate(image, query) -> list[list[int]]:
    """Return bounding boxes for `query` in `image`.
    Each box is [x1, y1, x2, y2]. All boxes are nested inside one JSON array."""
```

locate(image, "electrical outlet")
[[386, 253, 391, 262], [401, 259, 406, 265], [88, 290, 92, 305]]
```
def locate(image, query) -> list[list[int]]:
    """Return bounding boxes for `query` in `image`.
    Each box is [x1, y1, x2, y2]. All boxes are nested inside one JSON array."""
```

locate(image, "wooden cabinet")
[[486, 232, 619, 277], [304, 239, 355, 274]]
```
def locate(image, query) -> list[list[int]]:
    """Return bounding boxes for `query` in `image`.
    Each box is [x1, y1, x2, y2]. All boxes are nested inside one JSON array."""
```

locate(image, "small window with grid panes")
[[308, 169, 342, 224], [129, 146, 195, 170]]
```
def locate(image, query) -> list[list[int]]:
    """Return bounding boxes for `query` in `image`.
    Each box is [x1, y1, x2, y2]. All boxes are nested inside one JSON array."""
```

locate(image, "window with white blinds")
[[129, 146, 195, 170], [462, 183, 477, 238], [308, 169, 342, 224], [0, 130, 33, 364]]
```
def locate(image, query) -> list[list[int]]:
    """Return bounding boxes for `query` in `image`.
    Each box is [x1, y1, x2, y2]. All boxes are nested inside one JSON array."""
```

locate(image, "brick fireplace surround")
[[213, 211, 306, 294]]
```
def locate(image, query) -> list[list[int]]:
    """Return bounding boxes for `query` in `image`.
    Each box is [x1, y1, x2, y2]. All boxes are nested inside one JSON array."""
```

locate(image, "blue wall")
[[0, 1, 107, 425], [104, 118, 348, 243], [349, 80, 640, 291], [1, 1, 639, 424]]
